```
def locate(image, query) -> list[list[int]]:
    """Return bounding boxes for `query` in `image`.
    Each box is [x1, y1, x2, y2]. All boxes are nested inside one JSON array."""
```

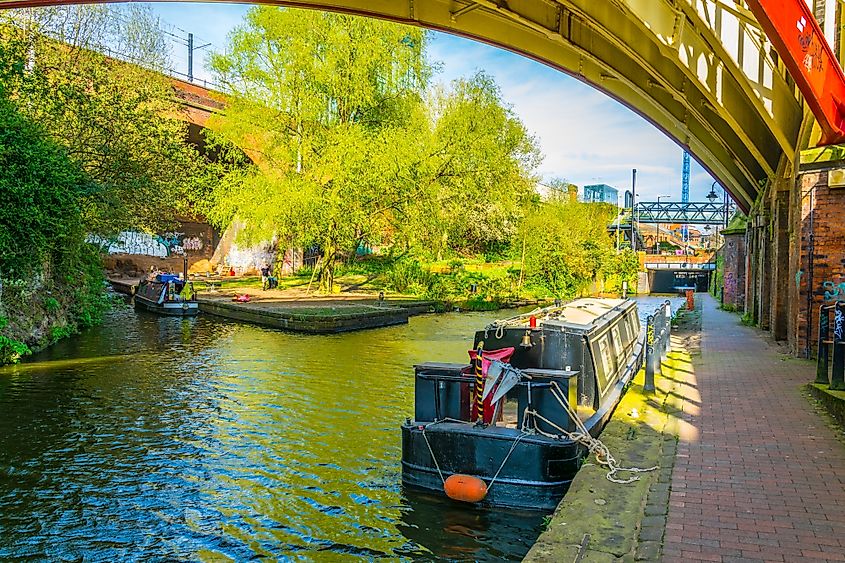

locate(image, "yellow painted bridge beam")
[[0, 0, 806, 211]]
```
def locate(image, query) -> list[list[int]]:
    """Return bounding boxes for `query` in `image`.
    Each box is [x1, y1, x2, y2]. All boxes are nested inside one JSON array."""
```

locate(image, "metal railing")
[[644, 300, 673, 393], [816, 302, 845, 391]]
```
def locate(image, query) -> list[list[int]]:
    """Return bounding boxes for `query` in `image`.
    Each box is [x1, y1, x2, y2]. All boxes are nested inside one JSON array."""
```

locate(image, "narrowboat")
[[134, 273, 199, 316], [401, 298, 643, 510]]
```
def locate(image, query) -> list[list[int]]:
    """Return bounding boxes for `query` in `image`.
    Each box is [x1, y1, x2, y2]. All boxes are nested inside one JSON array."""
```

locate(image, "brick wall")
[[722, 232, 746, 307], [794, 169, 845, 356]]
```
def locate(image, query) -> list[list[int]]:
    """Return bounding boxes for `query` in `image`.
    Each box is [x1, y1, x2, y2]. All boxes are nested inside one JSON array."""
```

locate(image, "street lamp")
[[706, 182, 719, 204], [656, 195, 671, 254]]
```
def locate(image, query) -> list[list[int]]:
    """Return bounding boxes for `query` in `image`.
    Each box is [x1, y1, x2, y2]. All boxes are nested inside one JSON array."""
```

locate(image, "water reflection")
[[0, 296, 671, 561], [0, 304, 548, 561]]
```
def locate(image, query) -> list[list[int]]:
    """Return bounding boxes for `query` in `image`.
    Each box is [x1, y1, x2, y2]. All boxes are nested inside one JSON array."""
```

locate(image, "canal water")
[[0, 296, 682, 561]]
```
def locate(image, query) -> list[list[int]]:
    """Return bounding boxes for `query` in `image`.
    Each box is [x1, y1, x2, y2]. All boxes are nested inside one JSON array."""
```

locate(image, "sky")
[[144, 2, 723, 204]]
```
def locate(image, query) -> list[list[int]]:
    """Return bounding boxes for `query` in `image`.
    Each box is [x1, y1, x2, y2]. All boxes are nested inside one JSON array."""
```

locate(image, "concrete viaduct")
[[2, 0, 845, 358]]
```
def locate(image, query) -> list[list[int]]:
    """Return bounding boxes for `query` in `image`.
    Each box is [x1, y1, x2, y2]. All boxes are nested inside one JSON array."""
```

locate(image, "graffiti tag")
[[823, 281, 845, 302], [835, 308, 844, 340]]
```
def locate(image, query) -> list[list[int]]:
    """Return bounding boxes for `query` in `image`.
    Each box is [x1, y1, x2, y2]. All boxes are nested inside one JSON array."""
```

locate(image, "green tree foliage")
[[407, 72, 541, 260], [207, 7, 431, 291], [0, 95, 108, 360], [521, 196, 619, 298], [0, 96, 87, 279], [0, 5, 218, 361], [0, 5, 211, 234]]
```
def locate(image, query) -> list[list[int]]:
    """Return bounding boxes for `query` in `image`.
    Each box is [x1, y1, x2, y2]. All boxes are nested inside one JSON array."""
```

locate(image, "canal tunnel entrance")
[[650, 270, 711, 293]]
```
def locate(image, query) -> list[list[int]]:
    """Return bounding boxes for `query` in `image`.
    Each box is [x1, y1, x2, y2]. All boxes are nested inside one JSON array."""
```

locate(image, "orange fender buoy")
[[444, 474, 488, 503]]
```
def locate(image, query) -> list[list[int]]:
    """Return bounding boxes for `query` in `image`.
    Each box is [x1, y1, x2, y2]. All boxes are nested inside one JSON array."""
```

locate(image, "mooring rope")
[[420, 419, 526, 491], [521, 380, 659, 485], [421, 423, 446, 484], [486, 432, 526, 491], [485, 306, 546, 339]]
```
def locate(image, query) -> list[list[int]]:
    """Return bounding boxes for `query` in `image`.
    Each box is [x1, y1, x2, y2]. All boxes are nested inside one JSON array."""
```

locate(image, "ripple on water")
[[0, 306, 557, 560]]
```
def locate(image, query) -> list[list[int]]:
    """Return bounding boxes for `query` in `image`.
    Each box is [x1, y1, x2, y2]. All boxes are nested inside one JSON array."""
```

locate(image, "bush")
[[0, 317, 30, 363], [384, 258, 433, 293]]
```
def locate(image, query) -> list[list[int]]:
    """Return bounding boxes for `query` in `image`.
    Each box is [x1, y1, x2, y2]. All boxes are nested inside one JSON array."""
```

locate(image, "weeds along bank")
[[0, 6, 221, 365], [0, 99, 111, 364], [310, 251, 639, 311]]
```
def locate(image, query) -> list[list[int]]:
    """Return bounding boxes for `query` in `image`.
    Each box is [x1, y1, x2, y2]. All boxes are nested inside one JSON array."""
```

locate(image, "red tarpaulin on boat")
[[468, 347, 515, 423]]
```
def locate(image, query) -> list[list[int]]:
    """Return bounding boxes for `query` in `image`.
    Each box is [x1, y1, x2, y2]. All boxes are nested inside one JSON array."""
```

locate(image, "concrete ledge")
[[806, 383, 845, 428], [197, 299, 411, 333], [524, 335, 695, 562], [108, 278, 137, 296]]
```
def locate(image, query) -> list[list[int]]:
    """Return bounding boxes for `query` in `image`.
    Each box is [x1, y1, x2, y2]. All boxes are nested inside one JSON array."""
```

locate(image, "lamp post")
[[656, 195, 671, 254], [631, 168, 637, 252], [706, 184, 720, 248]]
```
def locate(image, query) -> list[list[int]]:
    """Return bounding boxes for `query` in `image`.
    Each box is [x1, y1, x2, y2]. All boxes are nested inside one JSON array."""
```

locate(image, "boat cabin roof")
[[493, 298, 635, 333], [548, 298, 629, 329]]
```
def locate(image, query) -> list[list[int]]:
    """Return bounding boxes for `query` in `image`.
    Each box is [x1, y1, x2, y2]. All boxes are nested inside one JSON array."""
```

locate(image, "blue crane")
[[681, 151, 690, 241]]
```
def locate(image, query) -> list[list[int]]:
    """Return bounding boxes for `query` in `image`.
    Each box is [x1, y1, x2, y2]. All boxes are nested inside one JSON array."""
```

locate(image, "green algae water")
[[0, 297, 681, 561], [0, 304, 546, 561]]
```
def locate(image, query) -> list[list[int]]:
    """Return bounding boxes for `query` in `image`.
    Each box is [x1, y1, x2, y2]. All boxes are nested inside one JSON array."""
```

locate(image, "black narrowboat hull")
[[401, 423, 585, 510], [134, 295, 199, 316], [401, 298, 643, 510]]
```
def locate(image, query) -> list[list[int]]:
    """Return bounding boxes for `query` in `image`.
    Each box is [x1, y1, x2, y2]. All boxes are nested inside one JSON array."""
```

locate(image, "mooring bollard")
[[644, 314, 656, 392], [664, 300, 672, 355], [658, 305, 668, 363], [832, 303, 845, 391], [816, 304, 831, 385]]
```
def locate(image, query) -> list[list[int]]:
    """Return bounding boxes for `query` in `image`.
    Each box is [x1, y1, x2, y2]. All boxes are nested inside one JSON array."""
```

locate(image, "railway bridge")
[[2, 0, 845, 357]]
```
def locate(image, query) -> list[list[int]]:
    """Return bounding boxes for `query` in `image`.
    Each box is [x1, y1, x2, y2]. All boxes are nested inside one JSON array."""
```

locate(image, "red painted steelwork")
[[746, 0, 845, 145]]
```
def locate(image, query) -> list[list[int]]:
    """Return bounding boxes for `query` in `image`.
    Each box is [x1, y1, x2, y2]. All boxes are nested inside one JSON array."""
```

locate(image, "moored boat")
[[134, 273, 199, 316], [401, 297, 643, 510]]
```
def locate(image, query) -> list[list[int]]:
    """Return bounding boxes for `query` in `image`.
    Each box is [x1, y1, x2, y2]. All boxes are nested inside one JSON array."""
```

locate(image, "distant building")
[[537, 181, 579, 202], [583, 183, 619, 205]]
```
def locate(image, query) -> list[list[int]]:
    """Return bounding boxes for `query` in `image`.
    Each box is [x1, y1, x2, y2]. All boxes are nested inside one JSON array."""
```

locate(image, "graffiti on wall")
[[724, 272, 736, 297], [823, 280, 845, 301], [89, 231, 206, 257]]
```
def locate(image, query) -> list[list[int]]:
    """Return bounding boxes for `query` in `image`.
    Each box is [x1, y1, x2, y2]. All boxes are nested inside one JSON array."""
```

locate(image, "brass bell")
[[520, 329, 533, 348]]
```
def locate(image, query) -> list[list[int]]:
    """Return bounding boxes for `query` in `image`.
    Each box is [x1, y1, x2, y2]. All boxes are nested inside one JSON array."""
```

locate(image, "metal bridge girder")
[[634, 201, 728, 224]]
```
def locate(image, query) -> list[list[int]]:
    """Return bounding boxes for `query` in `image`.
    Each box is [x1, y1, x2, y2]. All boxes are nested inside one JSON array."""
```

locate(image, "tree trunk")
[[437, 230, 448, 262], [319, 227, 338, 293]]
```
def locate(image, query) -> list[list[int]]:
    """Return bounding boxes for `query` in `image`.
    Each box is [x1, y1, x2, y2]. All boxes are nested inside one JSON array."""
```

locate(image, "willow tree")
[[208, 7, 431, 291], [406, 71, 542, 260]]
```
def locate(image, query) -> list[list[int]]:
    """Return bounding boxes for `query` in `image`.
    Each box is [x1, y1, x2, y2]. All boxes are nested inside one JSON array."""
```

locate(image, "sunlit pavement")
[[663, 295, 845, 563]]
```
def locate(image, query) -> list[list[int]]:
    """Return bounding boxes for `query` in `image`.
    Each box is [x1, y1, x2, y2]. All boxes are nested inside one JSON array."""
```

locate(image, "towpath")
[[524, 294, 845, 562], [663, 294, 845, 562]]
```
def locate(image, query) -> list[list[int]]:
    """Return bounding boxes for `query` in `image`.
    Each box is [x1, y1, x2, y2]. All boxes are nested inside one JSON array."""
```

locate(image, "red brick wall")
[[722, 232, 746, 307], [794, 169, 845, 356]]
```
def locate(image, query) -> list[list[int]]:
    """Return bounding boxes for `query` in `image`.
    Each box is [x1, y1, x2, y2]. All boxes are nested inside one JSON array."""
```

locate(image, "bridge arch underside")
[[0, 0, 804, 211]]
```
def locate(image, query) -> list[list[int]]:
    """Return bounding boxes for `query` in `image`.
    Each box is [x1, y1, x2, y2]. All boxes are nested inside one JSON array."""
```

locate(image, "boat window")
[[626, 311, 640, 339], [616, 317, 629, 345], [593, 335, 615, 395], [578, 344, 597, 412], [611, 325, 626, 366]]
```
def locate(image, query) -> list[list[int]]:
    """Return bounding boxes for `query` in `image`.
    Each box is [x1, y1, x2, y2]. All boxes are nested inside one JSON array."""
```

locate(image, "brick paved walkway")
[[663, 295, 845, 562]]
